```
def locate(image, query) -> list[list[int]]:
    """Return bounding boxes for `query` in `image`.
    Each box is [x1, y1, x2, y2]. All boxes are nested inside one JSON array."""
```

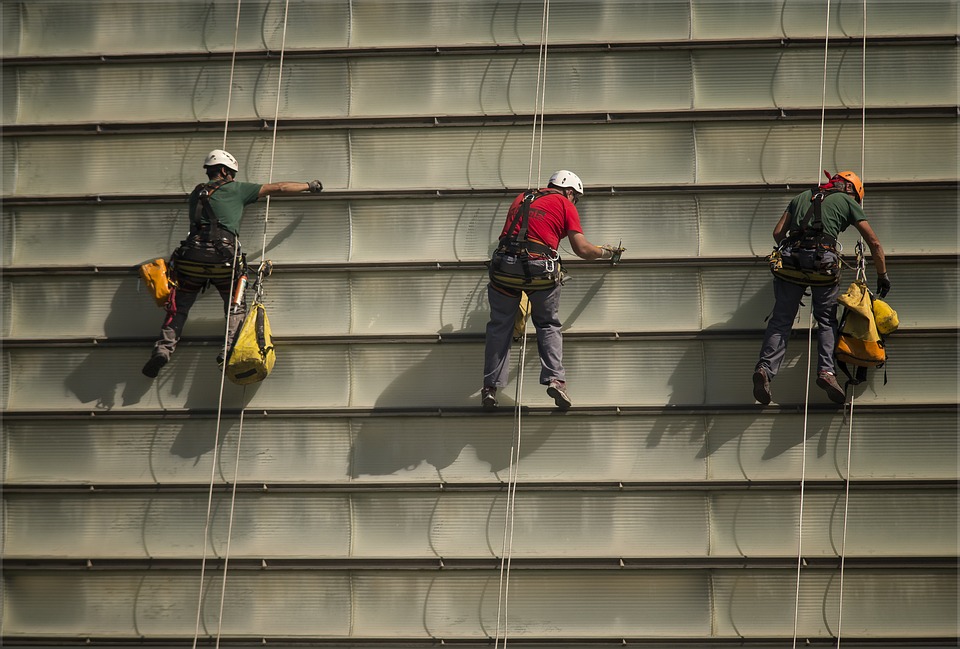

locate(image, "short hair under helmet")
[[548, 169, 584, 196], [204, 149, 239, 173], [836, 170, 864, 203]]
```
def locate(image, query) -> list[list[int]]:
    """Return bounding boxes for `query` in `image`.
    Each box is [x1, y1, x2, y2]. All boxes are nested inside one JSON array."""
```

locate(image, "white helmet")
[[548, 169, 584, 196], [203, 149, 239, 173]]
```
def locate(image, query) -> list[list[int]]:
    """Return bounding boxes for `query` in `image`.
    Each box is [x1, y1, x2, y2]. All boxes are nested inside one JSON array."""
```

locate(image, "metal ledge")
[[3, 106, 958, 137], [3, 34, 955, 66], [2, 181, 956, 206]]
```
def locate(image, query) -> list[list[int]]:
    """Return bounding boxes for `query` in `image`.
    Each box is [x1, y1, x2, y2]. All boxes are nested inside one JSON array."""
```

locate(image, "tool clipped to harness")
[[488, 190, 567, 291], [138, 257, 175, 307]]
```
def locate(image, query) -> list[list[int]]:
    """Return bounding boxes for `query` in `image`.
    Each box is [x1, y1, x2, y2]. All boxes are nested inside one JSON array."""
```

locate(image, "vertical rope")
[[498, 2, 550, 645], [222, 0, 243, 149], [836, 5, 869, 645], [192, 2, 289, 645], [794, 2, 832, 645], [192, 2, 244, 642]]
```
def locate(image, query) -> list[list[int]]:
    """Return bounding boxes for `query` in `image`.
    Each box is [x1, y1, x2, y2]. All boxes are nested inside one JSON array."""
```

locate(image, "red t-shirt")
[[499, 189, 583, 251]]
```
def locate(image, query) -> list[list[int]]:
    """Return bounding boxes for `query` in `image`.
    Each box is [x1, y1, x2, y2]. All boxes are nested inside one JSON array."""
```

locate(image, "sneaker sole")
[[547, 386, 572, 410], [142, 356, 168, 379], [752, 372, 771, 405], [817, 377, 846, 404], [481, 398, 498, 411]]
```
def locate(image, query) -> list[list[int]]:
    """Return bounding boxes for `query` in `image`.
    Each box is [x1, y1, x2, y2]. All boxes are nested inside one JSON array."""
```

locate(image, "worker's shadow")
[[646, 279, 834, 461], [349, 305, 556, 479], [63, 275, 159, 410]]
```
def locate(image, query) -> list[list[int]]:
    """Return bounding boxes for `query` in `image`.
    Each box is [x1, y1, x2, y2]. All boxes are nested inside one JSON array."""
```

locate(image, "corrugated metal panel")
[[10, 45, 952, 126], [3, 189, 955, 267], [3, 263, 955, 339], [3, 120, 955, 196], [4, 412, 957, 485], [3, 337, 956, 411], [691, 0, 957, 39], [6, 2, 958, 59], [3, 569, 955, 637], [4, 490, 955, 560]]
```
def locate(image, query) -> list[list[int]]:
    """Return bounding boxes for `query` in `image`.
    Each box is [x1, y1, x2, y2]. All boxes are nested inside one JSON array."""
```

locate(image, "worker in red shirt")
[[482, 170, 622, 410]]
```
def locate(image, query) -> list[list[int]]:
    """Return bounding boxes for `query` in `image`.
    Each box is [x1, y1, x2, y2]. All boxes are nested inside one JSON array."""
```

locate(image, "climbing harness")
[[173, 179, 242, 281], [488, 189, 567, 292], [768, 184, 846, 287], [191, 1, 290, 647]]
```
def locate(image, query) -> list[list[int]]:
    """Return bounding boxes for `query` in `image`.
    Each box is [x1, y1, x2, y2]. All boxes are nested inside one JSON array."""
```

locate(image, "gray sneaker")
[[546, 380, 572, 410], [816, 371, 846, 404], [752, 368, 771, 405]]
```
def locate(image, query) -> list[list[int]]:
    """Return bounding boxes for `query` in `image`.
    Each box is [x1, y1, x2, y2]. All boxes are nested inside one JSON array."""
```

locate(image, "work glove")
[[599, 244, 625, 264], [877, 272, 891, 298], [307, 179, 324, 194]]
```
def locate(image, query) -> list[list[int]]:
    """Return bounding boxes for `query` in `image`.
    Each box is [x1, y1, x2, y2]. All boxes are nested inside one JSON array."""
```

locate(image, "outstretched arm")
[[258, 180, 323, 197], [567, 231, 609, 260]]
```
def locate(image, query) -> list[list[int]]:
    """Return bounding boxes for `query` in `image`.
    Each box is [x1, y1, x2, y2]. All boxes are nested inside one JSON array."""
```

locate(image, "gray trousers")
[[483, 282, 564, 388], [756, 275, 841, 380]]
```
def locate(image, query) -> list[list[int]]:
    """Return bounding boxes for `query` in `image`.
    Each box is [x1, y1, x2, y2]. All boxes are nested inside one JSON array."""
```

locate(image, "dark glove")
[[877, 272, 891, 298], [600, 244, 625, 264], [307, 179, 323, 194]]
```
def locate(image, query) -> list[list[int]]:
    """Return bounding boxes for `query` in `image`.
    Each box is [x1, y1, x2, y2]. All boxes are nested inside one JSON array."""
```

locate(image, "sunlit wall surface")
[[2, 1, 957, 646]]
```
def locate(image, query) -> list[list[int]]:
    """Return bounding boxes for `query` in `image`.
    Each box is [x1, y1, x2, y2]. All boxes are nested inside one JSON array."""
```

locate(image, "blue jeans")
[[756, 272, 841, 380]]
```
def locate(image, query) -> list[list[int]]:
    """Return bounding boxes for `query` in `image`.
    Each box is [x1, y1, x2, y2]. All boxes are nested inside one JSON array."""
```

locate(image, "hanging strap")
[[192, 178, 235, 237], [498, 189, 557, 257]]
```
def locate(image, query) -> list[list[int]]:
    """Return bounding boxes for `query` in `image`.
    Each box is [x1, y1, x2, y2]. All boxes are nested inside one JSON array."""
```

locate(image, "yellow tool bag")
[[226, 301, 276, 385], [139, 258, 173, 307], [835, 280, 889, 386]]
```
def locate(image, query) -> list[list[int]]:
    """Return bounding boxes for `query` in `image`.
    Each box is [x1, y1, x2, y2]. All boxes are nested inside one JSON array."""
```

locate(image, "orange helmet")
[[836, 170, 864, 203]]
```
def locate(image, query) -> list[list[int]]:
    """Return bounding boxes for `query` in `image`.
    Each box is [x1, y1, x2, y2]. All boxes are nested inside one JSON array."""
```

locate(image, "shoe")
[[546, 380, 572, 410], [752, 368, 771, 405], [141, 354, 168, 379], [817, 371, 846, 404], [481, 387, 498, 410]]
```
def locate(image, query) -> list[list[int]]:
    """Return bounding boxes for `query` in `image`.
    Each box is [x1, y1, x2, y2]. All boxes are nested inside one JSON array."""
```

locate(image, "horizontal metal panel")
[[691, 0, 957, 39], [5, 1, 956, 59], [4, 490, 955, 560], [3, 337, 955, 412], [3, 569, 955, 637], [3, 1, 352, 58], [3, 120, 956, 197], [8, 45, 952, 126], [3, 189, 955, 268], [3, 412, 957, 486], [698, 189, 960, 257], [3, 263, 956, 339]]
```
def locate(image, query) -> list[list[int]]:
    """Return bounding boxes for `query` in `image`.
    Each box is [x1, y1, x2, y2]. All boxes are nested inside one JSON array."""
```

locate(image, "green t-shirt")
[[188, 180, 262, 236], [786, 189, 866, 239]]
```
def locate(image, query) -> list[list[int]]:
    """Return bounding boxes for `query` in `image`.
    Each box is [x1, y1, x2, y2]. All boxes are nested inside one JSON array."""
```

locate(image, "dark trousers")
[[150, 245, 246, 362]]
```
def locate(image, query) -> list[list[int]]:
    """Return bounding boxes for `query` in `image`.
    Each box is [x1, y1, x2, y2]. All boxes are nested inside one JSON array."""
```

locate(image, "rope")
[[497, 3, 551, 646], [793, 1, 832, 645], [837, 8, 869, 644], [191, 2, 290, 645], [221, 0, 243, 149]]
